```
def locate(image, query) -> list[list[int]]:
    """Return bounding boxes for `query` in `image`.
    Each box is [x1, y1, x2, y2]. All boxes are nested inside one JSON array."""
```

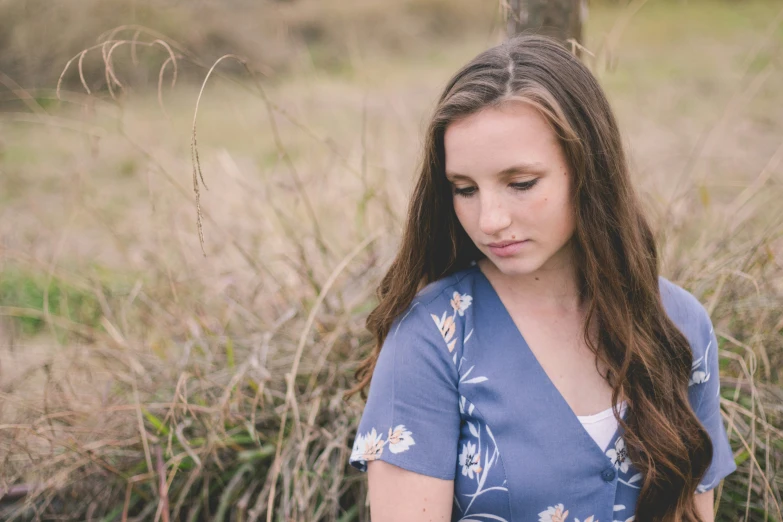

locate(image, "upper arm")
[[368, 460, 453, 522], [694, 489, 715, 522], [660, 279, 737, 495], [691, 305, 737, 494], [349, 298, 462, 517]]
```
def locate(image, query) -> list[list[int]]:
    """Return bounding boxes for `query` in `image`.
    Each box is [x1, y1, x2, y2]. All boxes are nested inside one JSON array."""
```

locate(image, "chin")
[[484, 255, 543, 277]]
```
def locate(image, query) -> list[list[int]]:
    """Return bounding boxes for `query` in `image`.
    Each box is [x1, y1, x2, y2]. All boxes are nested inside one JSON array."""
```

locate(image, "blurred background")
[[0, 0, 781, 520]]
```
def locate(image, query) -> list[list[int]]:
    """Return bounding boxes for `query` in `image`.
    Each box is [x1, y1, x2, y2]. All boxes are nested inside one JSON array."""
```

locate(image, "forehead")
[[443, 101, 562, 176]]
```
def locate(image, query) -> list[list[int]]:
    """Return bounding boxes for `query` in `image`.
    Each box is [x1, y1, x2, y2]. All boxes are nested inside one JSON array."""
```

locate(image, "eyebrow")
[[445, 162, 546, 181]]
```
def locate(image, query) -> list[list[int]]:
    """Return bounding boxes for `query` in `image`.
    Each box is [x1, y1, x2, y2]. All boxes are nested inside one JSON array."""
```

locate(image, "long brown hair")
[[347, 34, 713, 522]]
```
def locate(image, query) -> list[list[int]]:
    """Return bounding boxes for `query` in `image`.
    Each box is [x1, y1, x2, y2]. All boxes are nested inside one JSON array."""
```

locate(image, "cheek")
[[452, 199, 474, 230], [550, 193, 575, 236], [530, 188, 574, 233]]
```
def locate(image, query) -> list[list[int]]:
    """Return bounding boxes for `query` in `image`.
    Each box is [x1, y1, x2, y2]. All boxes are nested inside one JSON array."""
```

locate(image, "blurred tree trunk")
[[506, 0, 587, 52]]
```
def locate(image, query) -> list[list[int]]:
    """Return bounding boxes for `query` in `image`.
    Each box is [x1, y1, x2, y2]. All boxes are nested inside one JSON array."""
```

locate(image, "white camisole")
[[576, 400, 628, 452]]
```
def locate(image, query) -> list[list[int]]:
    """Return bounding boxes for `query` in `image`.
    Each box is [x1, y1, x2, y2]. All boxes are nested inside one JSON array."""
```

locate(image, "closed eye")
[[452, 179, 538, 198], [511, 179, 538, 191], [453, 185, 477, 197]]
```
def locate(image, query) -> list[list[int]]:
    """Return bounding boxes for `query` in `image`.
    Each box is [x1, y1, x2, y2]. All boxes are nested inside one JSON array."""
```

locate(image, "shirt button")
[[601, 467, 617, 482]]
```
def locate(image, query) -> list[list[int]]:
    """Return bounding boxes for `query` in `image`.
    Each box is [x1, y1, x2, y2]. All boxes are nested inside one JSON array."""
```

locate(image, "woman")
[[346, 35, 735, 522]]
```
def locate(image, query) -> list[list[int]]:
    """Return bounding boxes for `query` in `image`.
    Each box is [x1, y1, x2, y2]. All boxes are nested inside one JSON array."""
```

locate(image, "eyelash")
[[453, 179, 539, 198]]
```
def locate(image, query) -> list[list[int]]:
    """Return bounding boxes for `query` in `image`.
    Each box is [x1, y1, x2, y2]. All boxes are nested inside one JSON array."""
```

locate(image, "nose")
[[478, 192, 512, 237]]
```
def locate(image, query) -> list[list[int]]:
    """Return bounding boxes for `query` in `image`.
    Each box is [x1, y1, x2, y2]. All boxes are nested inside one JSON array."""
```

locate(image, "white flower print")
[[388, 424, 415, 454], [689, 330, 713, 387], [538, 504, 569, 522], [690, 370, 709, 385], [432, 292, 475, 354], [459, 395, 476, 416], [458, 358, 488, 385], [450, 291, 473, 316], [455, 400, 508, 519], [459, 441, 482, 479], [619, 471, 643, 490], [350, 432, 367, 462], [431, 311, 457, 353], [612, 504, 635, 522], [361, 428, 384, 461], [351, 425, 417, 465], [538, 504, 599, 522], [606, 436, 630, 474]]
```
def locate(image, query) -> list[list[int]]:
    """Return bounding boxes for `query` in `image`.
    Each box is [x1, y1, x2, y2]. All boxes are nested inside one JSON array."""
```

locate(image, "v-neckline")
[[472, 263, 626, 460]]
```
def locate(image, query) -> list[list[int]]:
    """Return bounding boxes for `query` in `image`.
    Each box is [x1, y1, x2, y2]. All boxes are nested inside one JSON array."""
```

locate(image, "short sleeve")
[[349, 300, 461, 480], [692, 309, 737, 493]]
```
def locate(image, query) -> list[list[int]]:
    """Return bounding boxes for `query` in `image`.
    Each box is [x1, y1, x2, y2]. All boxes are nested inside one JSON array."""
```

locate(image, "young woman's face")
[[444, 100, 576, 277]]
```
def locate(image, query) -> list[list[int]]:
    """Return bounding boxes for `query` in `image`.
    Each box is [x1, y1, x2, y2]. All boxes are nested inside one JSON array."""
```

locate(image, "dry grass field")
[[0, 0, 782, 520]]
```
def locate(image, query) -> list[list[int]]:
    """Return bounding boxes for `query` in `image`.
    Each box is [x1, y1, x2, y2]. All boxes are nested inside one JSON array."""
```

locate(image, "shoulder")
[[414, 265, 481, 309], [658, 276, 710, 324], [399, 265, 480, 325], [386, 266, 480, 356], [658, 275, 713, 353]]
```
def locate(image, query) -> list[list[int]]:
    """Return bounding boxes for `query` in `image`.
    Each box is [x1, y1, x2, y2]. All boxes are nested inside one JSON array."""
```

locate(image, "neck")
[[478, 243, 583, 314]]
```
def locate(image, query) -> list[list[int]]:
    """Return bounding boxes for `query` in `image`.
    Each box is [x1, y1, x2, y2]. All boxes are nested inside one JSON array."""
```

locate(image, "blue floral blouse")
[[349, 264, 736, 522]]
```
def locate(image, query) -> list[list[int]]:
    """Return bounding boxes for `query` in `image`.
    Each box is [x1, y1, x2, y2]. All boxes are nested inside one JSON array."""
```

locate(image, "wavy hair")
[[347, 34, 713, 522]]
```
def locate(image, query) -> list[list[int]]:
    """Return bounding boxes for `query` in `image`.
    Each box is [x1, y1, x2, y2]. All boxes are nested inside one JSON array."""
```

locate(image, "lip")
[[487, 239, 529, 257]]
